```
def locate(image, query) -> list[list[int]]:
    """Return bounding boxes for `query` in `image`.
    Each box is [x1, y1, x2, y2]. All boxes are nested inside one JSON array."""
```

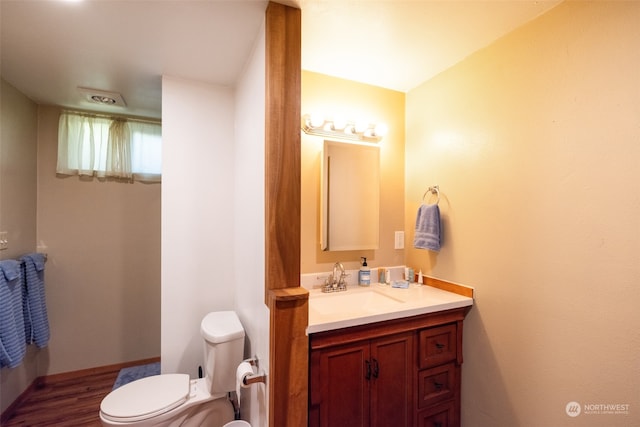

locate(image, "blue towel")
[[0, 260, 27, 368], [413, 203, 441, 251], [392, 280, 409, 289], [21, 254, 50, 348]]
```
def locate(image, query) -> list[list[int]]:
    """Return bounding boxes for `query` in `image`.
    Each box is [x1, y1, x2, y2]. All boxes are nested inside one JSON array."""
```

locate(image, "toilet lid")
[[100, 374, 190, 422]]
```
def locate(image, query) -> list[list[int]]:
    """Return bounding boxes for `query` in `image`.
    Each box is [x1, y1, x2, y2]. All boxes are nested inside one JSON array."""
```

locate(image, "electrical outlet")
[[394, 231, 404, 249], [0, 231, 8, 250]]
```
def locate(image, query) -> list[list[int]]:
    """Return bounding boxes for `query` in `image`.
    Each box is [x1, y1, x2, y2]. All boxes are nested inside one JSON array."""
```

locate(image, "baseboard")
[[0, 356, 160, 423]]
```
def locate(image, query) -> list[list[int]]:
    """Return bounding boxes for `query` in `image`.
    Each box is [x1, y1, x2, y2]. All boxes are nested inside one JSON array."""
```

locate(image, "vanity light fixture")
[[302, 114, 388, 142]]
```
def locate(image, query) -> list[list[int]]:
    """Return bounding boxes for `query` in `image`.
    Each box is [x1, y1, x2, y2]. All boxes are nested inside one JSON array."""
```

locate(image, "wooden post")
[[265, 2, 308, 427], [268, 288, 309, 427]]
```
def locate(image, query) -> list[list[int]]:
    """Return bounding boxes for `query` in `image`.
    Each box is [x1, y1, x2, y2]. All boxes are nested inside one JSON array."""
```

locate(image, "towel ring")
[[422, 185, 440, 205]]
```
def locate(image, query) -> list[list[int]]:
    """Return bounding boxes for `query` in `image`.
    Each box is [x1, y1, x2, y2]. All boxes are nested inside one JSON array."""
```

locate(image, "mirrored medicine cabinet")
[[321, 140, 380, 251]]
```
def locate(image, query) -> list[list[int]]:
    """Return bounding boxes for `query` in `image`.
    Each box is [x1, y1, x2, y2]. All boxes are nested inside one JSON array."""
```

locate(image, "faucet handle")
[[322, 274, 338, 292], [337, 272, 348, 290]]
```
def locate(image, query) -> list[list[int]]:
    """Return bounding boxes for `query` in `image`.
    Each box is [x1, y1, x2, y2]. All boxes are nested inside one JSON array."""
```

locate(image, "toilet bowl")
[[100, 311, 245, 427]]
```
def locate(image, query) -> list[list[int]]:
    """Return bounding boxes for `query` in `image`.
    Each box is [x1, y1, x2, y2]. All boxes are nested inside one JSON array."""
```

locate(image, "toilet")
[[100, 311, 245, 427]]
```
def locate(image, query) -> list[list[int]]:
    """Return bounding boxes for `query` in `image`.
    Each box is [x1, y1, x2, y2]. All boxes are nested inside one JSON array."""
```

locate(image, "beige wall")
[[36, 106, 161, 374], [0, 79, 37, 259], [0, 78, 39, 414], [301, 71, 405, 274], [1, 99, 161, 412], [405, 1, 639, 426]]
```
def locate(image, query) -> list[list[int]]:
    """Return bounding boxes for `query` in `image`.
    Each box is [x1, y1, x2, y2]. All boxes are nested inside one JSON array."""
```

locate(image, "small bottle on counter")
[[404, 267, 414, 282], [358, 257, 370, 286]]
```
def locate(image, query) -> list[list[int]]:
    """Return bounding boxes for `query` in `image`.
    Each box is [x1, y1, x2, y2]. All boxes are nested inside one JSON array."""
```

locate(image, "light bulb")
[[309, 114, 324, 128], [374, 123, 388, 137], [354, 120, 368, 134], [331, 116, 347, 131]]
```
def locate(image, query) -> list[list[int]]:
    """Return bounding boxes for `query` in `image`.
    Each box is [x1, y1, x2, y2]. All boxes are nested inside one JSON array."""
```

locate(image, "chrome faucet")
[[322, 262, 347, 293]]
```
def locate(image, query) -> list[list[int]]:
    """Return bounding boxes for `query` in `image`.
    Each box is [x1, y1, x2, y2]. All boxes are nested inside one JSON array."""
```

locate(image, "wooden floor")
[[2, 368, 118, 427], [2, 358, 159, 427]]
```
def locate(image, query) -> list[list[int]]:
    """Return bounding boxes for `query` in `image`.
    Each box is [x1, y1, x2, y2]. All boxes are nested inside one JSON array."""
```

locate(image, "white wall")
[[234, 20, 269, 426], [161, 76, 236, 376], [161, 24, 269, 424], [405, 2, 640, 426]]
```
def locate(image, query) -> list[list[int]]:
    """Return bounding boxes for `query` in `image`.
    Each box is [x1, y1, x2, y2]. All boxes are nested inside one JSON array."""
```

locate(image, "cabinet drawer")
[[419, 324, 457, 369], [418, 362, 456, 409], [416, 400, 455, 427]]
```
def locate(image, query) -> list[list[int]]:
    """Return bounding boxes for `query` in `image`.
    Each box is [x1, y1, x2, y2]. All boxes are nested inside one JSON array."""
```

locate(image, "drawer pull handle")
[[365, 360, 371, 380], [435, 342, 445, 349], [433, 422, 443, 427], [434, 381, 443, 390], [372, 358, 379, 379]]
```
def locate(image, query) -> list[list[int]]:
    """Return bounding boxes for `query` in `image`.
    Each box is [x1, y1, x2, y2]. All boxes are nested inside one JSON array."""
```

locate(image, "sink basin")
[[311, 289, 405, 316]]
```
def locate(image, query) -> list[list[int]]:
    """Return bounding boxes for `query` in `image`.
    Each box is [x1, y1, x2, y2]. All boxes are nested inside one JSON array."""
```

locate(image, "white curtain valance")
[[57, 112, 161, 182]]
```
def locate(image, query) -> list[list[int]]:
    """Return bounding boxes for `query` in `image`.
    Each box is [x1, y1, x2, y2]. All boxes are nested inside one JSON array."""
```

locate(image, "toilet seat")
[[100, 374, 191, 423]]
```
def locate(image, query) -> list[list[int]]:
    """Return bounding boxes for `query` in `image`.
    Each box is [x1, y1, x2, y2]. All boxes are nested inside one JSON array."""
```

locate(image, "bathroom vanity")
[[307, 282, 473, 427]]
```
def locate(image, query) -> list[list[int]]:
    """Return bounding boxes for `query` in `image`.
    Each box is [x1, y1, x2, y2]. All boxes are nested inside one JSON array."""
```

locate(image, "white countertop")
[[307, 282, 474, 334]]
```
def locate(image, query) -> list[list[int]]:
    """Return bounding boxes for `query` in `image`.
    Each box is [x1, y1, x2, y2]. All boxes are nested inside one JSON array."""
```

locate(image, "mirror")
[[321, 140, 380, 251]]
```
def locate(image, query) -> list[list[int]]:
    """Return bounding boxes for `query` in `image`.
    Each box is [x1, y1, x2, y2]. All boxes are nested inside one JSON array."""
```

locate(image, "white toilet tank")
[[200, 311, 245, 394]]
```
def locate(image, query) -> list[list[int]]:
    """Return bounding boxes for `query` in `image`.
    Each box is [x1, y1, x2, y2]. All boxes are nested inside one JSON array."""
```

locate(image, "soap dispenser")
[[358, 257, 371, 286]]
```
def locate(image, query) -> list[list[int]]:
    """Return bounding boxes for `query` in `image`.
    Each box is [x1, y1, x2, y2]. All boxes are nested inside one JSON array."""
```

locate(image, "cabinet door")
[[316, 341, 371, 427], [370, 332, 414, 427]]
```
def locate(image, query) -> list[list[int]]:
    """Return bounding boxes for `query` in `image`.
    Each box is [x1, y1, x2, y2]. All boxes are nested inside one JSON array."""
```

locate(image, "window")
[[57, 111, 161, 182]]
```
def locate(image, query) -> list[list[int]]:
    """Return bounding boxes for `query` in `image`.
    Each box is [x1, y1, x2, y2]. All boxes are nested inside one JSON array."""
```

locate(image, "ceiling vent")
[[78, 87, 126, 107]]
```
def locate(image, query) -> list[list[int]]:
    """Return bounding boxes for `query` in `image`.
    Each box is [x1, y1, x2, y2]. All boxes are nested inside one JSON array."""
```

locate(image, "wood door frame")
[[265, 2, 308, 427]]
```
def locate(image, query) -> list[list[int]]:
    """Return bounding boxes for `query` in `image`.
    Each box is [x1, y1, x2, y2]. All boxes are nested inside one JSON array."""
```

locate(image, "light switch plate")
[[394, 231, 404, 249]]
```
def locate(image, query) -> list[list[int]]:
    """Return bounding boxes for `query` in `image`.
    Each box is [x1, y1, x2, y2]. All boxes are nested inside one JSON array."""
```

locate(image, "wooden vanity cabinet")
[[309, 308, 467, 427], [309, 331, 413, 427]]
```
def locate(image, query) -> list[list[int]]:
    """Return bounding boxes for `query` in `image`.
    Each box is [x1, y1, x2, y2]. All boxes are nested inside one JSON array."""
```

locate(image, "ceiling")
[[1, 0, 562, 120]]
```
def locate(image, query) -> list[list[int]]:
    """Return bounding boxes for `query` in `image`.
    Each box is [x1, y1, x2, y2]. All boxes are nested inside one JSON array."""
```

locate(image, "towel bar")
[[14, 253, 47, 264], [422, 185, 440, 204]]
